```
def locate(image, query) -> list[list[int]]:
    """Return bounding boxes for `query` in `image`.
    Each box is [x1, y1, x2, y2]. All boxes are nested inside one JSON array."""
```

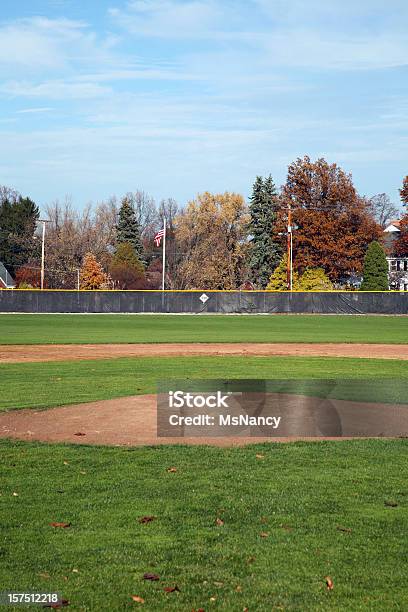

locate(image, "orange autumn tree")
[[400, 176, 408, 206], [394, 214, 408, 257], [394, 177, 408, 256], [79, 252, 110, 290], [279, 156, 381, 282]]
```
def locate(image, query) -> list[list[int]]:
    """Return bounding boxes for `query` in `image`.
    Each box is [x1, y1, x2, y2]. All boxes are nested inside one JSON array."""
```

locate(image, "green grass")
[[1, 438, 408, 611], [2, 356, 408, 411], [1, 314, 408, 344]]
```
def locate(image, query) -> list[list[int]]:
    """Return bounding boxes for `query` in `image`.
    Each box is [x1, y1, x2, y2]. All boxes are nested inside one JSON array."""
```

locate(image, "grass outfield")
[[1, 438, 408, 611], [1, 313, 408, 344], [2, 355, 408, 411]]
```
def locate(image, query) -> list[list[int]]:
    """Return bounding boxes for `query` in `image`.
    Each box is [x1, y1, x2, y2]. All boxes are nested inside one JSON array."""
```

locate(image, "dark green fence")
[[0, 290, 407, 314]]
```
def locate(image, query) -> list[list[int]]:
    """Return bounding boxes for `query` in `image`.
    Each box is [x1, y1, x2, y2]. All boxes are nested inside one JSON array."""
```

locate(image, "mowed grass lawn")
[[2, 356, 408, 411], [1, 439, 408, 611], [1, 313, 408, 344]]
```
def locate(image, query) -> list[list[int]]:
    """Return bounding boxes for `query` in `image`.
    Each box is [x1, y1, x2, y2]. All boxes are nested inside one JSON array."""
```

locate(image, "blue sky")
[[0, 0, 407, 211]]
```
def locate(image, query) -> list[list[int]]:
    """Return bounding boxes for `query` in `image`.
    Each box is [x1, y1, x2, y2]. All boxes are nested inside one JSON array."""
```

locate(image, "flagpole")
[[162, 218, 166, 291]]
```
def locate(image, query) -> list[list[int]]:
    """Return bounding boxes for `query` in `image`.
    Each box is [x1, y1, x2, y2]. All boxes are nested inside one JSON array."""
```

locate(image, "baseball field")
[[1, 313, 408, 610]]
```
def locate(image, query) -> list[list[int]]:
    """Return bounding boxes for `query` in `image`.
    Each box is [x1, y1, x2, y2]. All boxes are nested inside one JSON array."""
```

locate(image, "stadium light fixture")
[[38, 219, 50, 290]]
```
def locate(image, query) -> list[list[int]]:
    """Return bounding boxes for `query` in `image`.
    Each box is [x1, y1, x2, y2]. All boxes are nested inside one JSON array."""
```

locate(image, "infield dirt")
[[1, 342, 408, 363]]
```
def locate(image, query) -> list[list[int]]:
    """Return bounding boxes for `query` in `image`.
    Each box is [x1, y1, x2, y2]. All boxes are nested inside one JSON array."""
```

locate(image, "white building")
[[383, 220, 408, 291], [387, 258, 408, 291]]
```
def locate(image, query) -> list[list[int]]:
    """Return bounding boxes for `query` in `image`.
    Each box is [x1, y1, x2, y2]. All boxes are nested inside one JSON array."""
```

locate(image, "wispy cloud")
[[109, 0, 222, 38], [111, 0, 408, 70], [16, 107, 54, 114], [0, 18, 89, 71], [3, 80, 112, 100]]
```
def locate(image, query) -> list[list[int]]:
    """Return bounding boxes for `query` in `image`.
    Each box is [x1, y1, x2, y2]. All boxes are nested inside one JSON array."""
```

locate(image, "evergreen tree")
[[79, 253, 109, 290], [0, 192, 40, 276], [266, 255, 299, 291], [110, 242, 145, 289], [360, 241, 389, 291], [248, 175, 281, 288], [116, 196, 144, 262]]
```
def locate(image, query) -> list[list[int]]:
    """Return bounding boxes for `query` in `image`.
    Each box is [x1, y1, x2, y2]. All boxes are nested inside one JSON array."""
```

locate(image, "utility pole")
[[39, 219, 50, 290], [287, 203, 292, 291]]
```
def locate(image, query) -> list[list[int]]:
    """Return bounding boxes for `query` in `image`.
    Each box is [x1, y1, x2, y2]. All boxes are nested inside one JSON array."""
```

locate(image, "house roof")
[[384, 220, 401, 233]]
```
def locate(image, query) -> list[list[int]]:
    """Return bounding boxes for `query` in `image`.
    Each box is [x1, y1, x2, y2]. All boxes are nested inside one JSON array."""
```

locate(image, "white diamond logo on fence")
[[199, 293, 209, 304]]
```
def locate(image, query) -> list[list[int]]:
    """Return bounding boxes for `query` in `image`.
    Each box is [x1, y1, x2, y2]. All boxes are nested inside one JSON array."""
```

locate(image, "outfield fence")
[[0, 289, 407, 314]]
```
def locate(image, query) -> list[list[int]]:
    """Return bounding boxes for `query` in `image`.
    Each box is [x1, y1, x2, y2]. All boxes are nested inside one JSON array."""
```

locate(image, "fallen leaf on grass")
[[281, 524, 293, 532], [247, 556, 256, 564], [143, 573, 160, 581], [192, 609, 205, 612], [325, 576, 334, 591], [74, 432, 86, 437], [215, 518, 224, 526], [50, 522, 71, 528], [336, 525, 352, 533], [256, 454, 264, 460], [164, 585, 180, 593], [235, 585, 242, 592], [131, 595, 145, 604], [43, 599, 69, 609], [63, 461, 69, 465], [79, 470, 86, 475], [39, 572, 50, 579], [213, 581, 224, 587], [72, 569, 79, 573], [139, 516, 156, 524], [260, 532, 269, 538], [166, 467, 177, 473], [385, 500, 398, 507], [12, 492, 18, 496], [210, 596, 217, 601]]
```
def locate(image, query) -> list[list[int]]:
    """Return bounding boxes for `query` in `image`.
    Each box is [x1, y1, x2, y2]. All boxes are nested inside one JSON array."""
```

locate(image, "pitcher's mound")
[[1, 393, 407, 447], [0, 395, 276, 447]]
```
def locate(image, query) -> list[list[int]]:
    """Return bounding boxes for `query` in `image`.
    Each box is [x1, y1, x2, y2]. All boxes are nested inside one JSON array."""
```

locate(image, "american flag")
[[154, 228, 165, 247]]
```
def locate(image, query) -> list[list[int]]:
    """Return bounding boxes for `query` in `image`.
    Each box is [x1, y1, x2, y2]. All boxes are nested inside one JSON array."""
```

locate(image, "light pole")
[[38, 219, 50, 290], [279, 210, 297, 292], [290, 226, 293, 291], [287, 203, 292, 290]]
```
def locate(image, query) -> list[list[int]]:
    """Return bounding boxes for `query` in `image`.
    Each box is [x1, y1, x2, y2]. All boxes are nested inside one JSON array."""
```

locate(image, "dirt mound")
[[1, 393, 407, 447]]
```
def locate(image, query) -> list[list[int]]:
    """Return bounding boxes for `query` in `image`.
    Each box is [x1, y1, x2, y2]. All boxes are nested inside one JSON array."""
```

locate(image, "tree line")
[[0, 156, 407, 291]]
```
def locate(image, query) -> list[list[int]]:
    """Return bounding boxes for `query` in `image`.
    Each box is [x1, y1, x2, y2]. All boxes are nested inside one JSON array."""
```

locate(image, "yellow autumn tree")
[[297, 268, 333, 291], [266, 255, 299, 291], [79, 252, 109, 290], [174, 192, 249, 289]]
